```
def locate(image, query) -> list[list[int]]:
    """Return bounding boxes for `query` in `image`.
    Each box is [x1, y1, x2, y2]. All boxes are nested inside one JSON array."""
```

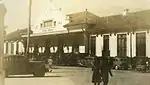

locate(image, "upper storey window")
[[65, 16, 72, 22], [41, 20, 56, 28], [44, 20, 53, 27]]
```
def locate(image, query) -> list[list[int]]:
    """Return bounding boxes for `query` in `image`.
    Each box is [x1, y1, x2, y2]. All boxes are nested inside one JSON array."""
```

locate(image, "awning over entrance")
[[22, 29, 85, 47]]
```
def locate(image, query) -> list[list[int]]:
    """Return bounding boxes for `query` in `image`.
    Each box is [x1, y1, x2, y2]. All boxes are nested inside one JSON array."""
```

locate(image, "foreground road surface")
[[5, 66, 150, 85]]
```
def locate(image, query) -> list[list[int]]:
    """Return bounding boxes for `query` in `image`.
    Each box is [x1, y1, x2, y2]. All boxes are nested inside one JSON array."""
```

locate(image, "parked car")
[[132, 57, 150, 72], [113, 56, 130, 70], [77, 57, 95, 67], [3, 54, 46, 77]]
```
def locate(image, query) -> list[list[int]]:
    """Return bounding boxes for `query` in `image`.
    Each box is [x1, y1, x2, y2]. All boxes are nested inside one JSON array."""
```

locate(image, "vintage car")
[[113, 56, 130, 70], [77, 57, 95, 67], [132, 57, 150, 72], [3, 54, 46, 77]]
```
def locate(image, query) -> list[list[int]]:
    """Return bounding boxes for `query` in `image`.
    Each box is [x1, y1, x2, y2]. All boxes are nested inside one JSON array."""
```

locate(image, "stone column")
[[146, 32, 150, 58], [11, 41, 14, 54], [5, 41, 8, 54], [8, 42, 11, 54], [3, 42, 6, 54], [18, 41, 24, 53], [0, 1, 6, 84], [96, 35, 103, 57], [127, 34, 130, 57], [132, 33, 136, 57], [16, 41, 19, 54], [44, 42, 50, 56], [109, 34, 117, 57], [14, 42, 17, 55]]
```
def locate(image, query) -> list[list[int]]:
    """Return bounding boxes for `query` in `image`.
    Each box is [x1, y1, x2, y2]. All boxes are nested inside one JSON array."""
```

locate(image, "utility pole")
[[26, 0, 32, 56], [0, 1, 6, 85]]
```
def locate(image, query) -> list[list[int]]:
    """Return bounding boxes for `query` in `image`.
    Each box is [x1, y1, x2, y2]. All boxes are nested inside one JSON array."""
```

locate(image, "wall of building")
[[96, 31, 150, 58]]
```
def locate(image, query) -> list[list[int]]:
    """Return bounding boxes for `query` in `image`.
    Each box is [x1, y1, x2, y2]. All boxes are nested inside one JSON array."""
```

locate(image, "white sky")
[[3, 0, 150, 34]]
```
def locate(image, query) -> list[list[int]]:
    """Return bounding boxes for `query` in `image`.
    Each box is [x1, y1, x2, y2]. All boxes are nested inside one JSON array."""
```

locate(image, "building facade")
[[4, 9, 150, 60]]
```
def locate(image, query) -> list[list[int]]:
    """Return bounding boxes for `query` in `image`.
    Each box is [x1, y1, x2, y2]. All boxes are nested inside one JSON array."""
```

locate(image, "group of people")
[[92, 56, 113, 85]]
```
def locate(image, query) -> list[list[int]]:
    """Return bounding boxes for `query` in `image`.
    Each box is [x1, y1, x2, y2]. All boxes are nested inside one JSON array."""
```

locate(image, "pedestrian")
[[101, 56, 113, 85], [108, 57, 113, 77], [92, 56, 102, 85], [47, 56, 53, 72]]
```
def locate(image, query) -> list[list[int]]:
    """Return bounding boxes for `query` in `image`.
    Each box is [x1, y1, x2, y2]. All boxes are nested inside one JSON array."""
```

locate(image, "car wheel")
[[33, 66, 45, 77], [5, 70, 8, 78]]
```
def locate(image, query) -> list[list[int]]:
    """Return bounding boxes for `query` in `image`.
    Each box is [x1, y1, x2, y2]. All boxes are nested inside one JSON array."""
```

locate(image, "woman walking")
[[92, 57, 102, 85]]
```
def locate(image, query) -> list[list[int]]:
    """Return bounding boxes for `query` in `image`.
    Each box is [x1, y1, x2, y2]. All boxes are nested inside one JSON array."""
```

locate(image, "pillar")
[[132, 33, 136, 57], [11, 41, 14, 54], [44, 41, 50, 56], [14, 42, 17, 55], [8, 42, 11, 54], [0, 1, 6, 84], [127, 34, 130, 57], [5, 41, 8, 54], [31, 47, 34, 53], [96, 35, 103, 57], [146, 32, 150, 58], [16, 41, 19, 54], [109, 34, 117, 57], [3, 42, 6, 54], [33, 44, 38, 55], [18, 41, 24, 53]]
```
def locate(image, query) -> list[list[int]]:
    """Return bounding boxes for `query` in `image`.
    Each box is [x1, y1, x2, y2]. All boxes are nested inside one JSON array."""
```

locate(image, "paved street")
[[5, 66, 150, 85]]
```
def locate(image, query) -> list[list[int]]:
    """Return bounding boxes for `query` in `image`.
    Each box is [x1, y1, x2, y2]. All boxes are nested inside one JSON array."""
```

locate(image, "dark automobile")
[[113, 56, 130, 70], [132, 57, 150, 72], [77, 57, 95, 67], [3, 54, 46, 77]]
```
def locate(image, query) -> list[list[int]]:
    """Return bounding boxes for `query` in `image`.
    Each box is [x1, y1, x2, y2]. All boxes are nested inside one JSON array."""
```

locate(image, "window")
[[50, 47, 58, 53], [40, 23, 43, 27], [6, 42, 8, 54], [54, 21, 56, 26], [136, 32, 146, 56], [103, 35, 109, 56], [64, 46, 71, 53], [11, 42, 14, 54], [43, 20, 53, 27], [66, 16, 73, 22], [79, 46, 85, 53], [117, 34, 127, 57], [103, 35, 109, 51]]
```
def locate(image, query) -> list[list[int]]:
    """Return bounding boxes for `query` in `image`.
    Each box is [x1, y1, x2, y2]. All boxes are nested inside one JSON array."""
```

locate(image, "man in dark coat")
[[101, 56, 113, 85]]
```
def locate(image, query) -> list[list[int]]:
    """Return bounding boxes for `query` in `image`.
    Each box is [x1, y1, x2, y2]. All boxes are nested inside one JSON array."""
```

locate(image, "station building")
[[4, 9, 150, 60]]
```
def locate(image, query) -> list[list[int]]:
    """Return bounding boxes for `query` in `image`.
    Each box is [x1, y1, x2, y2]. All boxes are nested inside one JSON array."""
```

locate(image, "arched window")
[[117, 34, 127, 57], [136, 32, 146, 56]]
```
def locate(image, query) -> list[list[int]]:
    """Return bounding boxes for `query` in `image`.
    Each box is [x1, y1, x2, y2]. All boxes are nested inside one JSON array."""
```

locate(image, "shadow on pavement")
[[6, 75, 62, 78]]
